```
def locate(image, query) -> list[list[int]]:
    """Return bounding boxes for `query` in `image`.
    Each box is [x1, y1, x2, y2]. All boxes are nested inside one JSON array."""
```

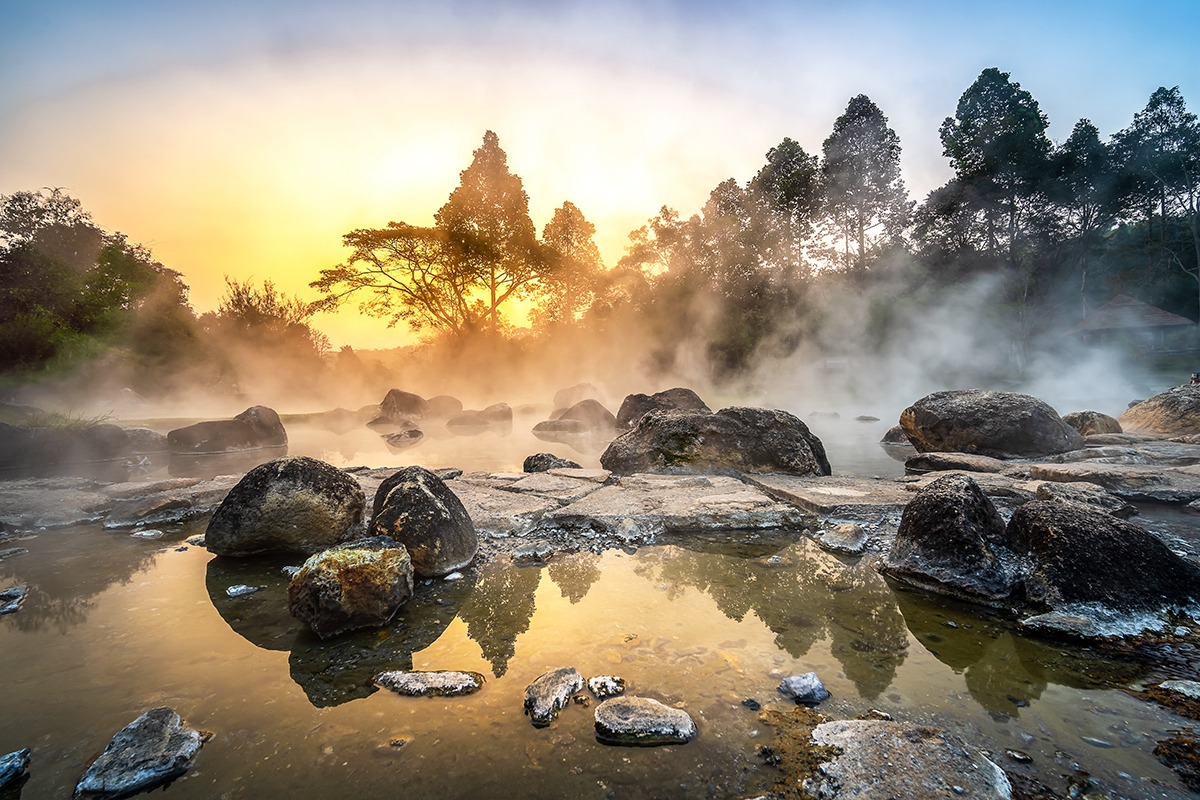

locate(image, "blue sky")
[[2, 0, 1197, 346]]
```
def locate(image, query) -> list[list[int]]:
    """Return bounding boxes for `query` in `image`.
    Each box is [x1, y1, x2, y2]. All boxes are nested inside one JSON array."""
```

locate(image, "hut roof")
[[1069, 294, 1195, 334]]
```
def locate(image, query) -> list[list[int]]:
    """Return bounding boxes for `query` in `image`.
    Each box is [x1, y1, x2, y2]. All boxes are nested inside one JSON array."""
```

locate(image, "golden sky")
[[2, 1, 1196, 348]]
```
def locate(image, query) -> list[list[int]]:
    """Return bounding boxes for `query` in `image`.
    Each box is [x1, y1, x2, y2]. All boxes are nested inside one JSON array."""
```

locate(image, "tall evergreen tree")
[[748, 137, 820, 278]]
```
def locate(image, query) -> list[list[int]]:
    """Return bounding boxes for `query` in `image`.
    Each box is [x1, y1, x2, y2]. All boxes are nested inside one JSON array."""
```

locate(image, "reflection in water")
[[643, 535, 909, 700], [459, 561, 540, 677], [892, 586, 1147, 718], [546, 550, 602, 604], [167, 446, 288, 479]]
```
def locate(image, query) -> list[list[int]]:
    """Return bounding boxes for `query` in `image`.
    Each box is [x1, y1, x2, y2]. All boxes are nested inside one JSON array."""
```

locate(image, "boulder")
[[1062, 409, 1122, 436], [524, 666, 583, 727], [1120, 385, 1200, 436], [900, 389, 1083, 458], [205, 456, 365, 557], [559, 399, 618, 431], [880, 424, 912, 444], [74, 707, 203, 800], [803, 720, 1011, 799], [594, 696, 697, 746], [425, 395, 463, 418], [369, 466, 478, 577], [531, 419, 590, 435], [879, 474, 1016, 606], [374, 670, 485, 697], [523, 453, 582, 473], [167, 405, 287, 454], [1007, 499, 1200, 615], [380, 389, 430, 421], [554, 382, 604, 409], [616, 387, 710, 429], [600, 407, 831, 476], [0, 748, 29, 790], [287, 536, 414, 639], [124, 427, 169, 454], [480, 402, 512, 423], [904, 452, 1009, 474]]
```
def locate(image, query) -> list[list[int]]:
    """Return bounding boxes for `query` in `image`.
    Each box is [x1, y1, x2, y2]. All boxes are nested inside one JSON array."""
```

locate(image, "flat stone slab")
[[746, 474, 913, 518], [804, 719, 1011, 798], [503, 472, 606, 503], [1027, 462, 1200, 503], [374, 670, 485, 697], [524, 667, 583, 727], [547, 468, 612, 483], [448, 481, 559, 537], [594, 696, 697, 746], [100, 478, 203, 500], [75, 707, 203, 800]]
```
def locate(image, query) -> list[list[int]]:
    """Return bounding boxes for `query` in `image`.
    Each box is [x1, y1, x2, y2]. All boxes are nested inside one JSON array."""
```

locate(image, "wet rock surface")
[[206, 456, 365, 556], [74, 707, 203, 800], [778, 672, 831, 705], [593, 696, 697, 746], [0, 747, 29, 790], [374, 669, 485, 697], [369, 466, 477, 577], [803, 719, 1012, 799], [615, 387, 710, 429], [1034, 480, 1137, 518], [814, 523, 868, 556], [587, 675, 626, 699], [524, 667, 583, 727], [901, 389, 1083, 457], [287, 536, 414, 639], [0, 584, 27, 615], [167, 405, 287, 454], [905, 451, 1010, 474], [1121, 384, 1200, 436], [601, 406, 831, 476]]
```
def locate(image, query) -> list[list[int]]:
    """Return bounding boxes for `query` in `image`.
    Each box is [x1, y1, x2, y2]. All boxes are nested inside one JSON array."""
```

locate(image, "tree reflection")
[[458, 561, 540, 678], [546, 550, 601, 604]]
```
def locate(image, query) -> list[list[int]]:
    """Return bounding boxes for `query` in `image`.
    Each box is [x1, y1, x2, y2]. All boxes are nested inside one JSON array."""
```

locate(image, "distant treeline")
[[3, 66, 1198, 401]]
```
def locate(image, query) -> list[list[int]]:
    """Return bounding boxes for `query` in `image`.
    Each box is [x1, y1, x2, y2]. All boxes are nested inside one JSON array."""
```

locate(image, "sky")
[[2, 0, 1198, 349]]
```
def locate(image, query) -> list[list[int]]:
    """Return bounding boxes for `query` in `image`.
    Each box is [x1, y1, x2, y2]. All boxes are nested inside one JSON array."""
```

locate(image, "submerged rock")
[[0, 747, 30, 790], [522, 453, 581, 473], [803, 719, 1011, 799], [374, 670, 485, 697], [778, 673, 831, 706], [167, 405, 287, 454], [879, 474, 1015, 606], [206, 456, 365, 557], [287, 536, 414, 639], [369, 466, 477, 578], [1062, 409, 1122, 436], [594, 696, 697, 746], [74, 707, 203, 800], [588, 675, 626, 699], [601, 407, 831, 476], [814, 523, 868, 556], [615, 387, 711, 429], [900, 389, 1083, 458], [0, 584, 27, 615], [1121, 385, 1200, 436], [524, 667, 583, 727]]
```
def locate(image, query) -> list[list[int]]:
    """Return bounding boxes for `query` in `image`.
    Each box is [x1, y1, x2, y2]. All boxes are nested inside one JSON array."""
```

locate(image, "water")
[[2, 518, 1196, 798]]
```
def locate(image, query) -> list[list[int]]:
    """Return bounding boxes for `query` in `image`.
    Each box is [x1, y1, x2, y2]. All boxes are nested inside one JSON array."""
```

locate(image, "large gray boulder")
[[616, 387, 710, 429], [167, 405, 287, 454], [600, 407, 830, 476], [287, 536, 414, 639], [205, 456, 365, 556], [369, 466, 477, 577], [900, 389, 1083, 458], [74, 707, 202, 800], [1120, 385, 1200, 436], [879, 474, 1015, 606]]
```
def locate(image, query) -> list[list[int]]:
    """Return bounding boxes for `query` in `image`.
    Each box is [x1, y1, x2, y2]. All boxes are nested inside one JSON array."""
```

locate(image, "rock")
[[0, 747, 29, 790], [374, 670, 485, 697], [803, 720, 1012, 799], [600, 407, 831, 476], [1034, 481, 1137, 518], [879, 474, 1016, 606], [380, 389, 430, 421], [122, 426, 168, 454], [905, 452, 1010, 474], [287, 536, 414, 639], [167, 405, 287, 454], [1120, 385, 1200, 436], [880, 424, 912, 444], [856, 415, 880, 422], [588, 676, 626, 699], [382, 429, 423, 452], [370, 466, 477, 577], [616, 387, 711, 429], [814, 523, 868, 556], [74, 707, 203, 800], [1155, 735, 1200, 792], [531, 419, 590, 435], [481, 403, 512, 423], [778, 673, 831, 705], [559, 399, 618, 430], [1007, 499, 1200, 615], [225, 584, 258, 597], [0, 584, 27, 615], [1028, 461, 1200, 504], [1062, 410, 1122, 436], [523, 453, 582, 473], [524, 667, 584, 727], [900, 389, 1083, 457], [205, 456, 365, 557], [104, 496, 195, 529], [425, 395, 463, 418], [0, 423, 133, 469], [1160, 679, 1200, 700], [512, 542, 553, 564], [0, 547, 28, 561], [594, 696, 697, 746], [554, 382, 604, 410]]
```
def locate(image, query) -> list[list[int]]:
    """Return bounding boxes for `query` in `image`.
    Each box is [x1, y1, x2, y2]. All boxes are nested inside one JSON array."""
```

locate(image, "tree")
[[748, 137, 820, 278], [821, 95, 911, 271], [534, 201, 603, 327], [312, 131, 552, 341]]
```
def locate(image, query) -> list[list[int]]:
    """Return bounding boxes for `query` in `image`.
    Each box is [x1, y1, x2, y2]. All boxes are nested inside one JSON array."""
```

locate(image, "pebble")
[[778, 672, 830, 706], [0, 585, 27, 615], [130, 530, 164, 540], [0, 547, 28, 561], [281, 566, 300, 579], [185, 535, 205, 547], [1005, 749, 1033, 763], [225, 584, 259, 598], [443, 571, 464, 581], [741, 698, 762, 711]]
